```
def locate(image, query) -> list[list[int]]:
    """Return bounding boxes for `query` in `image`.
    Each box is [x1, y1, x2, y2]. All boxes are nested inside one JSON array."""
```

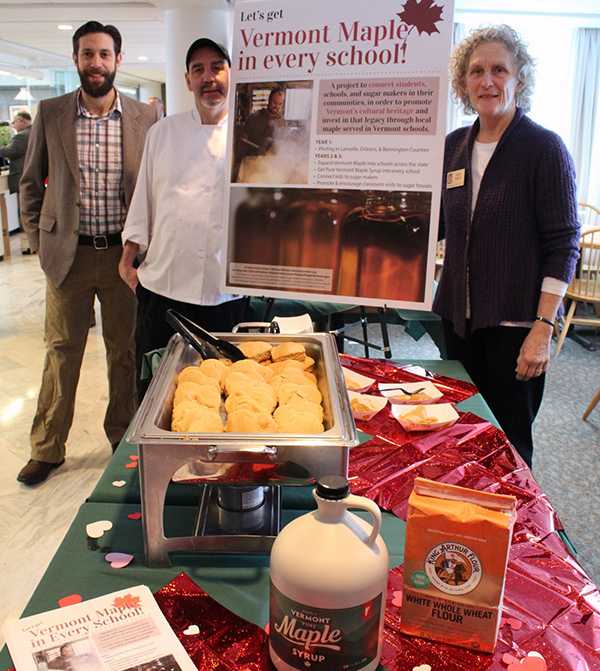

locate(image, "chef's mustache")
[[200, 83, 223, 93]]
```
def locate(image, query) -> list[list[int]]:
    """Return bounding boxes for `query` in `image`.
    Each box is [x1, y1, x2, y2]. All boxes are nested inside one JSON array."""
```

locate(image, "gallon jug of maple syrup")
[[269, 475, 389, 671]]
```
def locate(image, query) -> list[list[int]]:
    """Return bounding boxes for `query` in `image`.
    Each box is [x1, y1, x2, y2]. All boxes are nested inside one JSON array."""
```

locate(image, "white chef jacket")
[[122, 107, 239, 305]]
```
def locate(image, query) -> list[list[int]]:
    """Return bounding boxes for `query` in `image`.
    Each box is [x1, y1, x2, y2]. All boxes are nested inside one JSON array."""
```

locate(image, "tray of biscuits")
[[126, 332, 358, 485]]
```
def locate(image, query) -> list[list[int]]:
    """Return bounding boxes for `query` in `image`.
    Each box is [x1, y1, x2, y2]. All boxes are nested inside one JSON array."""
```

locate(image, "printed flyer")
[[3, 585, 197, 671], [222, 0, 455, 309]]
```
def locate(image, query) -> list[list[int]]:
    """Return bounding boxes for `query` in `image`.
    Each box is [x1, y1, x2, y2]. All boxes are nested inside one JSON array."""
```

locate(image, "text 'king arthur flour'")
[[400, 477, 517, 653]]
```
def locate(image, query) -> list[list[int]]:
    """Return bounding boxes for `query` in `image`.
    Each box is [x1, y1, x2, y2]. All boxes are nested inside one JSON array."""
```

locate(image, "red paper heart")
[[129, 455, 139, 461], [127, 512, 142, 520], [125, 462, 138, 469], [501, 616, 523, 631], [58, 594, 82, 608]]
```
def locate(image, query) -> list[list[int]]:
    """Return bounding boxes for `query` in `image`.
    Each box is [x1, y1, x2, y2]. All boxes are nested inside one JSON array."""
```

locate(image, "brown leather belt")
[[78, 234, 122, 250]]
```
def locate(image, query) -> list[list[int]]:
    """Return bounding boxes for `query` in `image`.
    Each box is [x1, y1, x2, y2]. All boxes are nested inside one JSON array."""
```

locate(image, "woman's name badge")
[[447, 169, 465, 188]]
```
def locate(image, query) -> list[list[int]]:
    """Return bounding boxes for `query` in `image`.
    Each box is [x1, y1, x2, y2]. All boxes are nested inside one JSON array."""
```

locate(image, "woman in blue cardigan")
[[433, 25, 580, 468]]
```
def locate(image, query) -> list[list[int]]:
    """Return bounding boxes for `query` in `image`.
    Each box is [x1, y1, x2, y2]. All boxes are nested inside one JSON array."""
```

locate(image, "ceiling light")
[[137, 56, 149, 61], [14, 87, 35, 101], [57, 24, 73, 30]]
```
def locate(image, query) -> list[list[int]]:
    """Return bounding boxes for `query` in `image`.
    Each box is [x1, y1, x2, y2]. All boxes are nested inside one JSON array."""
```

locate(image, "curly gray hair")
[[450, 24, 536, 114]]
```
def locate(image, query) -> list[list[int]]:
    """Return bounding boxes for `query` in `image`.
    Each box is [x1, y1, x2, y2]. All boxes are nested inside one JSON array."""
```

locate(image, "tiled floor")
[[1, 234, 114, 649]]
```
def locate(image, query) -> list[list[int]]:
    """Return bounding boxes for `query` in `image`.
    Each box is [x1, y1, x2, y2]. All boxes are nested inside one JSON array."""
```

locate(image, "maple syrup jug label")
[[269, 584, 383, 671]]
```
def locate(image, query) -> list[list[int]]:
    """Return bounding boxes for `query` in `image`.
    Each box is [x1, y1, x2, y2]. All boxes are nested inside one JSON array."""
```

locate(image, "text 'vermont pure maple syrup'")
[[269, 475, 389, 671]]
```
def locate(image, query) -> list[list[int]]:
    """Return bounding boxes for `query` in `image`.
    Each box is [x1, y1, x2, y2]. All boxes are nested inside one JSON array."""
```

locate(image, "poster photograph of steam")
[[232, 80, 313, 184]]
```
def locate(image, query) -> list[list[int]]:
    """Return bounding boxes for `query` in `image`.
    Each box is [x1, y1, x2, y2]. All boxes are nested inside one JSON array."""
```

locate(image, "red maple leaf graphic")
[[112, 594, 141, 609], [397, 0, 444, 36]]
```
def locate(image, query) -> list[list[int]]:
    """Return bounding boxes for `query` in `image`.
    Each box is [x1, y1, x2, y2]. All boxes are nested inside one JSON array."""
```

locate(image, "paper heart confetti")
[[125, 461, 138, 469], [86, 520, 113, 539], [392, 589, 403, 607], [184, 624, 200, 636], [413, 665, 432, 671], [503, 652, 547, 671], [127, 511, 142, 520], [105, 552, 134, 569], [501, 616, 523, 631], [58, 594, 82, 608], [129, 454, 139, 461], [112, 480, 126, 487]]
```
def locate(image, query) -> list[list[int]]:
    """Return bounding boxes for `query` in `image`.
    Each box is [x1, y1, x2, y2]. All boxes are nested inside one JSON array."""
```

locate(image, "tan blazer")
[[20, 90, 159, 287]]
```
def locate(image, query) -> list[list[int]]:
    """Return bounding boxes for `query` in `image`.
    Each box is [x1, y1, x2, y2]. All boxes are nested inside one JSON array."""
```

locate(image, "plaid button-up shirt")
[[76, 90, 126, 236]]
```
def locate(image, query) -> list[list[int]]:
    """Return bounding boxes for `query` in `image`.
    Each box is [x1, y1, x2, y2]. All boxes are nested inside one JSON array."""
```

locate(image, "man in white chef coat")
[[119, 38, 245, 400]]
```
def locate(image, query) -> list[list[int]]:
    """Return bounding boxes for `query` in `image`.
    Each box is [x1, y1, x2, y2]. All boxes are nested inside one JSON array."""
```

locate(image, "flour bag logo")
[[425, 542, 483, 595]]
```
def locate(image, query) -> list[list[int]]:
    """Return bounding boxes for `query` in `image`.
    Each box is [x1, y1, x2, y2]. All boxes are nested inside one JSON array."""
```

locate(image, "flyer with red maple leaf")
[[223, 0, 454, 311], [3, 585, 196, 671]]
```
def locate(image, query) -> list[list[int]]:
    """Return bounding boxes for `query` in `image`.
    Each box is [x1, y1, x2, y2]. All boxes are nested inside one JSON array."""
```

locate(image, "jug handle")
[[345, 494, 382, 546]]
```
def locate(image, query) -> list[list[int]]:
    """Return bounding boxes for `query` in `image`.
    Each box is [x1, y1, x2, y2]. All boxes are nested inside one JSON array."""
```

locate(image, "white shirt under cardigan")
[[122, 107, 239, 306], [470, 139, 567, 325]]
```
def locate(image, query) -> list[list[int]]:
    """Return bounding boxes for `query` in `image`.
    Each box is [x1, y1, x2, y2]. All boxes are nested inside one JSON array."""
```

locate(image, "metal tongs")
[[166, 309, 246, 361]]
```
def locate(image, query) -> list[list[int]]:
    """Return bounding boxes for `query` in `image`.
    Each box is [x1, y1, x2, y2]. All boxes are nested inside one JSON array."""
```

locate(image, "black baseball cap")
[[185, 38, 231, 69]]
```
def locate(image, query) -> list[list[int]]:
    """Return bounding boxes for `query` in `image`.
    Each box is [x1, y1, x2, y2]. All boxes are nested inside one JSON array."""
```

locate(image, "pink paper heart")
[[413, 665, 432, 671], [125, 461, 138, 469], [58, 594, 83, 608], [391, 589, 403, 608], [506, 652, 547, 671], [503, 653, 520, 665], [501, 616, 523, 631], [127, 512, 142, 520], [184, 624, 200, 635], [105, 552, 134, 569], [112, 480, 126, 487]]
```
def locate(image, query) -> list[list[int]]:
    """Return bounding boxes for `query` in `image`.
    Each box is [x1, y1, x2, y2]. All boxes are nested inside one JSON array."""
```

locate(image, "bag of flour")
[[400, 477, 517, 653]]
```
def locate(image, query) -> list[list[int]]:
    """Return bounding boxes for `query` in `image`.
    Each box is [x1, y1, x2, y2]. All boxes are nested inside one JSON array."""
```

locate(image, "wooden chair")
[[554, 226, 600, 356], [583, 388, 600, 420], [577, 202, 600, 231]]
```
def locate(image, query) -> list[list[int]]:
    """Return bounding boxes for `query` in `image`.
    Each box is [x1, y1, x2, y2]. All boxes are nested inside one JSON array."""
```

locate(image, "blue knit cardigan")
[[433, 108, 580, 338]]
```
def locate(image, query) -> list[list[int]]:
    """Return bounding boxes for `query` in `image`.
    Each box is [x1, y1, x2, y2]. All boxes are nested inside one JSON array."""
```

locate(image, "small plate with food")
[[347, 390, 388, 421], [379, 381, 443, 405], [391, 403, 459, 432], [342, 366, 376, 393]]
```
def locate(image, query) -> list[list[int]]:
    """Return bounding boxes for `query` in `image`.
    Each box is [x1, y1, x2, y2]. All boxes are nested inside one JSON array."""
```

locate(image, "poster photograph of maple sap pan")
[[232, 80, 313, 185]]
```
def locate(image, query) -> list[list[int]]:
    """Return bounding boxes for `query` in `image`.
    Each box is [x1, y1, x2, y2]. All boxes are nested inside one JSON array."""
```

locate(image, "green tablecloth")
[[0, 500, 405, 670]]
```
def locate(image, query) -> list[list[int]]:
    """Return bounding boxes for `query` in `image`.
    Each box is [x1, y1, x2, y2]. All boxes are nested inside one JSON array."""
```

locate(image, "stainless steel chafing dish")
[[126, 331, 358, 566]]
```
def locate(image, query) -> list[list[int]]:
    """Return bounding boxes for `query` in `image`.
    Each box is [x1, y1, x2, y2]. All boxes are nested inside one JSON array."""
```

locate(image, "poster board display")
[[222, 0, 455, 310]]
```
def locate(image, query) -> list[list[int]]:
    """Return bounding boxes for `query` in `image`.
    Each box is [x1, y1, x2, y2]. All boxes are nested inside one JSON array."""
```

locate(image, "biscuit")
[[229, 357, 274, 382], [277, 383, 322, 405], [187, 409, 225, 433], [280, 398, 324, 421], [271, 342, 306, 363], [224, 370, 265, 396], [226, 408, 278, 433], [225, 384, 277, 414], [274, 408, 324, 434], [173, 381, 222, 410], [172, 400, 213, 432], [236, 340, 273, 362], [270, 368, 317, 392], [178, 366, 220, 391], [198, 358, 230, 388], [301, 356, 316, 373], [269, 359, 305, 375]]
